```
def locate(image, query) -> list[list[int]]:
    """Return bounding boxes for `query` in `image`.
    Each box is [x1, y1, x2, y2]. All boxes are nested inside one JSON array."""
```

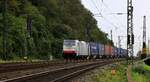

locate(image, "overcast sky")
[[81, 0, 150, 56]]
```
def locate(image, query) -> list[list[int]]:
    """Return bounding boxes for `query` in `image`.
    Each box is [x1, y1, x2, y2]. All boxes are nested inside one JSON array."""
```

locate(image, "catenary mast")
[[127, 0, 134, 64]]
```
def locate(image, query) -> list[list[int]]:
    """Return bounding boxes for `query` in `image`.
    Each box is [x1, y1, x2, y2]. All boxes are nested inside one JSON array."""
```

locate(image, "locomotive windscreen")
[[64, 40, 76, 46]]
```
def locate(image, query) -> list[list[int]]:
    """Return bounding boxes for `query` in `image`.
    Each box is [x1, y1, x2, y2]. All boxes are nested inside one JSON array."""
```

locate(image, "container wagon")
[[104, 45, 113, 58], [111, 47, 115, 58], [117, 48, 126, 58], [117, 48, 121, 57], [99, 44, 104, 58], [113, 47, 118, 58], [122, 49, 127, 57], [89, 42, 99, 59]]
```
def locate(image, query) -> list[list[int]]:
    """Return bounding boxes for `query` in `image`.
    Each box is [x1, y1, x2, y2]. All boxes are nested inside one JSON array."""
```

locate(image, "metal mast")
[[143, 16, 146, 49], [148, 39, 150, 56], [110, 30, 113, 42], [127, 0, 134, 64], [118, 36, 121, 48], [142, 16, 147, 58]]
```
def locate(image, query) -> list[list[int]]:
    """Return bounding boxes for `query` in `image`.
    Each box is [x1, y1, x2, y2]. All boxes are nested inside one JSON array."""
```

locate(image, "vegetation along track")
[[2, 59, 122, 82]]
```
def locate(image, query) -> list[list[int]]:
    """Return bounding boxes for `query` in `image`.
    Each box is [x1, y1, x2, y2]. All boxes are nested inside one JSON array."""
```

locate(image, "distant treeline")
[[0, 0, 112, 60]]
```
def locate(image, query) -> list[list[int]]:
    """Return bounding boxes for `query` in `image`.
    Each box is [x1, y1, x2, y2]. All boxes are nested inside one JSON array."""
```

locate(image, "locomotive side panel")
[[78, 41, 89, 58]]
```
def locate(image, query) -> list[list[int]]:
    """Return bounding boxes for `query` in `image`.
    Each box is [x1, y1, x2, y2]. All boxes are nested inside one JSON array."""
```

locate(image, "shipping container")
[[117, 48, 121, 57], [104, 45, 113, 57], [111, 47, 115, 57], [122, 49, 127, 57], [99, 44, 104, 56], [117, 48, 126, 57], [89, 42, 99, 55], [113, 47, 118, 57]]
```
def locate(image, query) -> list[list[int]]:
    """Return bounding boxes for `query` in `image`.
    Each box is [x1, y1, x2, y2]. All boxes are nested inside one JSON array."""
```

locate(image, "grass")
[[132, 62, 150, 82], [90, 62, 128, 82]]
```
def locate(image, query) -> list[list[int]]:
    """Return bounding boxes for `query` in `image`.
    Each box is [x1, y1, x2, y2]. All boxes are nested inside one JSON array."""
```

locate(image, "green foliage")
[[0, 0, 112, 60], [89, 62, 127, 82], [132, 63, 150, 82]]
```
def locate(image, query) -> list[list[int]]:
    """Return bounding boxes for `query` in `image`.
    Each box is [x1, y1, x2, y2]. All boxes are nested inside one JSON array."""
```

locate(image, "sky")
[[81, 0, 150, 56]]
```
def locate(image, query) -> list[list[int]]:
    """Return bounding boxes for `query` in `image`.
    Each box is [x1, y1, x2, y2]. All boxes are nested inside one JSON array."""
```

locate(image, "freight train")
[[63, 40, 127, 59]]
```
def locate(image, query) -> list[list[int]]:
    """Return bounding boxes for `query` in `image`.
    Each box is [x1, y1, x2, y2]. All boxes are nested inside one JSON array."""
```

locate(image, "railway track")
[[2, 59, 121, 82], [0, 59, 106, 74], [0, 60, 65, 73]]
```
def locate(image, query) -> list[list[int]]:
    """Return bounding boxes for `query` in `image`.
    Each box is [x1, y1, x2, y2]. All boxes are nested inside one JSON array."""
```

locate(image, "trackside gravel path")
[[127, 65, 134, 82]]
